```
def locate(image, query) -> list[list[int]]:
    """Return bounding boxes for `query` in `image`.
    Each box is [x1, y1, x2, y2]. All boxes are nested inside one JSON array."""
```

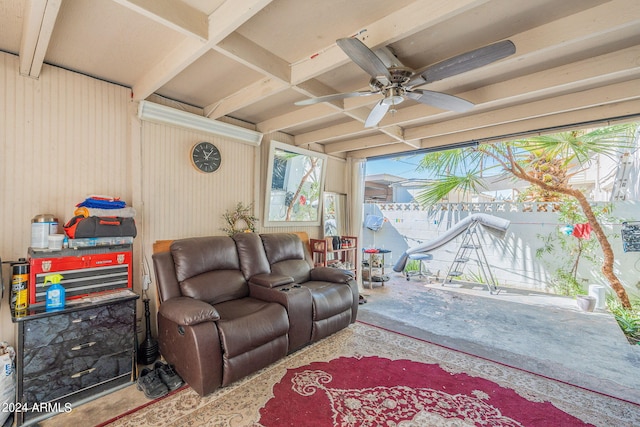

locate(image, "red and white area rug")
[[260, 356, 589, 426], [100, 323, 638, 426]]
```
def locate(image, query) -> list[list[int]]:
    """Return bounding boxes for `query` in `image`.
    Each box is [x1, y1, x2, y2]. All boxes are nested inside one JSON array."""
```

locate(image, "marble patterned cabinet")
[[12, 294, 138, 426]]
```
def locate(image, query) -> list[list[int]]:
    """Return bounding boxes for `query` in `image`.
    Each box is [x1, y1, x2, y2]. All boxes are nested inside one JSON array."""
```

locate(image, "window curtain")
[[347, 158, 366, 291]]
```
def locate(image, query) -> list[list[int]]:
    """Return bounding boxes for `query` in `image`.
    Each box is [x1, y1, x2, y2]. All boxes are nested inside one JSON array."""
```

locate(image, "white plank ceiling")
[[2, 0, 639, 158]]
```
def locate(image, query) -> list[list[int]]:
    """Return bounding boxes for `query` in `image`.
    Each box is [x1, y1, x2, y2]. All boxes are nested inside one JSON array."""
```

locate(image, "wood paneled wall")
[[0, 53, 132, 341], [0, 51, 349, 344]]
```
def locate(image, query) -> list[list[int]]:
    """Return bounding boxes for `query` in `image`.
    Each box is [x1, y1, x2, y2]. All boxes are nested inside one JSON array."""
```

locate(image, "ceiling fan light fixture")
[[381, 87, 405, 106], [382, 95, 404, 106]]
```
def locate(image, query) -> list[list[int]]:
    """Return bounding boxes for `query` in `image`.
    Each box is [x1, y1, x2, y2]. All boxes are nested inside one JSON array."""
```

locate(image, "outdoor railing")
[[374, 201, 565, 213]]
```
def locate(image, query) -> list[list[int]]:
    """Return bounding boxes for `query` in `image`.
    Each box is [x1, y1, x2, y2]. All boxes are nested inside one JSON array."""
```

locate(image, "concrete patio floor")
[[27, 272, 640, 427], [357, 272, 640, 405]]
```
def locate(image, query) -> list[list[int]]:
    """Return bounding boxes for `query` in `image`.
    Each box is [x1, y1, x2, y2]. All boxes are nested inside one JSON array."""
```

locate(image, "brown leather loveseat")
[[152, 232, 358, 396]]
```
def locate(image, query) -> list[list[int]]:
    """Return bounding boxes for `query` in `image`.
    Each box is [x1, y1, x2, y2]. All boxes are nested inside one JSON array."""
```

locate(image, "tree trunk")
[[570, 239, 583, 280], [505, 156, 632, 309], [568, 189, 631, 309]]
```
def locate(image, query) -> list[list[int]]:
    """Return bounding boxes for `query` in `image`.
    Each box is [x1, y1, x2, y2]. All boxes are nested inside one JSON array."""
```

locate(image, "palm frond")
[[415, 173, 486, 206], [416, 147, 482, 176], [518, 124, 637, 166]]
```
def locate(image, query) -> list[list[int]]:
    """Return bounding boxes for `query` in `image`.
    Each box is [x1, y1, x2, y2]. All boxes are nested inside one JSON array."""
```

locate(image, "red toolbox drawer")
[[28, 246, 132, 305]]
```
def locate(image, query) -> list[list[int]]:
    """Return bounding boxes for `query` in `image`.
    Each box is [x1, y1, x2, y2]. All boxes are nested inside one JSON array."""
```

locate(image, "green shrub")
[[607, 295, 640, 344], [550, 269, 586, 296], [405, 259, 421, 272]]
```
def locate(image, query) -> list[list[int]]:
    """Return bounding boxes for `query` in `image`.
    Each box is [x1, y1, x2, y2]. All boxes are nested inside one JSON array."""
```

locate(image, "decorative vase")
[[576, 295, 596, 312]]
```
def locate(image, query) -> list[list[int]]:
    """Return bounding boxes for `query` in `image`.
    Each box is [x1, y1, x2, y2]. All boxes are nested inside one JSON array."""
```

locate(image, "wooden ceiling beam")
[[112, 0, 208, 40], [204, 33, 292, 118], [213, 32, 291, 82], [351, 98, 640, 159], [131, 0, 273, 100], [294, 80, 350, 110], [295, 121, 373, 146], [340, 108, 409, 146], [324, 134, 400, 155], [204, 77, 289, 118], [19, 0, 61, 78], [404, 79, 640, 141], [131, 37, 209, 101], [257, 104, 340, 133]]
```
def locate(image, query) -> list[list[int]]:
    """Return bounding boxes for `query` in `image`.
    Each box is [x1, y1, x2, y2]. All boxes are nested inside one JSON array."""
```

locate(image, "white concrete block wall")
[[363, 201, 640, 298]]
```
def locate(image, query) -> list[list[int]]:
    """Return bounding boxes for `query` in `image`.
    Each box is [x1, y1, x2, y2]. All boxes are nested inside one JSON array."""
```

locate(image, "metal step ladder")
[[611, 152, 633, 201], [443, 222, 499, 294], [611, 127, 639, 202]]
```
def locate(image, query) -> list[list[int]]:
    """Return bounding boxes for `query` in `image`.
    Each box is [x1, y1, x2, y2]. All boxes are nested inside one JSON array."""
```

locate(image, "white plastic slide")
[[393, 213, 511, 272]]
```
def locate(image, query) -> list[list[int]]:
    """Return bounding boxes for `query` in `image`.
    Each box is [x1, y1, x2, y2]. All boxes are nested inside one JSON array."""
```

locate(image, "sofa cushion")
[[181, 270, 248, 305], [233, 232, 271, 279], [261, 233, 314, 283], [270, 259, 311, 284], [261, 233, 306, 264], [171, 236, 240, 282], [214, 298, 289, 358]]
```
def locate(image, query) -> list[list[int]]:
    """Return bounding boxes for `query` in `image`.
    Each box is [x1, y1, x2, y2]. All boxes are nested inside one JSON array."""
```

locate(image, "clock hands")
[[203, 147, 217, 160]]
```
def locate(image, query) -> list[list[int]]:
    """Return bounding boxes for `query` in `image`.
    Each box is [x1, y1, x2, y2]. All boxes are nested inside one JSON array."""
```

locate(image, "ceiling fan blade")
[[412, 40, 516, 86], [294, 91, 375, 106], [406, 89, 474, 112], [364, 100, 390, 128], [337, 38, 391, 80]]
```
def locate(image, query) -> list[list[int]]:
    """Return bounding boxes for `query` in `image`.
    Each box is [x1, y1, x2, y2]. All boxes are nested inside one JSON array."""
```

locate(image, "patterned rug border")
[[100, 322, 640, 426], [94, 385, 189, 427]]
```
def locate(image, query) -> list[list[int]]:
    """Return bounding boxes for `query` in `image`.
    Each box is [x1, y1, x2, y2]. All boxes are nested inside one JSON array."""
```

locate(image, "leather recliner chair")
[[152, 236, 289, 396], [259, 233, 358, 342]]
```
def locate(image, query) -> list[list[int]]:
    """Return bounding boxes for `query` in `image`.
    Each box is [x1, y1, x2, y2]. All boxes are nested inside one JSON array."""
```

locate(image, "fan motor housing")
[[370, 67, 413, 92], [389, 67, 413, 85]]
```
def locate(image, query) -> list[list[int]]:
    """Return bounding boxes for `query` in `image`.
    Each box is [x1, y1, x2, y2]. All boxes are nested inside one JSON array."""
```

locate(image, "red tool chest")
[[28, 245, 133, 305]]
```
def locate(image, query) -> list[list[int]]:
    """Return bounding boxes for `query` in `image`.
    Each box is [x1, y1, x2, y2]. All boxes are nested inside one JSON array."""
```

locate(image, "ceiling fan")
[[295, 38, 516, 128]]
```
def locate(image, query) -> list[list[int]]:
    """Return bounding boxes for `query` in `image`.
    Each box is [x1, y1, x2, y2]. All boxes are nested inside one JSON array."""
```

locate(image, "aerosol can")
[[11, 259, 29, 314]]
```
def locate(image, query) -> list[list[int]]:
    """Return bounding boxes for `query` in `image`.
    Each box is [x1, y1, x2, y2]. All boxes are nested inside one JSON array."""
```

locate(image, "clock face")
[[191, 142, 221, 173]]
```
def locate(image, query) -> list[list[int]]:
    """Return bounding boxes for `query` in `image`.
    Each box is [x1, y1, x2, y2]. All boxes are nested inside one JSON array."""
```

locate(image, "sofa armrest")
[[250, 273, 294, 288], [159, 297, 220, 326], [310, 266, 354, 283]]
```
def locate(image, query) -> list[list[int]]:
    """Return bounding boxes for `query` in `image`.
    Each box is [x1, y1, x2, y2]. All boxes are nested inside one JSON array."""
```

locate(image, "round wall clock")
[[191, 142, 221, 173]]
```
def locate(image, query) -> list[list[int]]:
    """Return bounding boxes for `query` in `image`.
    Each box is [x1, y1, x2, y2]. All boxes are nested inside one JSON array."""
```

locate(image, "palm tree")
[[415, 124, 637, 309]]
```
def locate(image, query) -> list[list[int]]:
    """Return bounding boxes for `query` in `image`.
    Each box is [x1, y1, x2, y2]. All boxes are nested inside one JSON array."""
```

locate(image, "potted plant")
[[221, 202, 258, 236]]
